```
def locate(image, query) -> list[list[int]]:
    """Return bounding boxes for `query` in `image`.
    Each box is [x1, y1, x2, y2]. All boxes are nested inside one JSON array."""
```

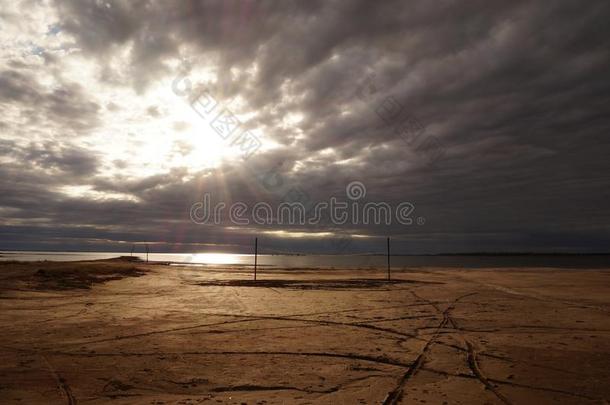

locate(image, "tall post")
[[387, 237, 390, 281], [254, 237, 258, 281]]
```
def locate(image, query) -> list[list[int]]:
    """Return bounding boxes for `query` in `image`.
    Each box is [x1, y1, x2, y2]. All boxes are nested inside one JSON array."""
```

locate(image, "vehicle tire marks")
[[466, 340, 512, 404], [41, 355, 77, 405], [381, 291, 479, 404], [46, 349, 412, 368]]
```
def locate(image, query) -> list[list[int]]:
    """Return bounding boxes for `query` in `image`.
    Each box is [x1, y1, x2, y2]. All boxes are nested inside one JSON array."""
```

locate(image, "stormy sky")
[[1, 0, 610, 254]]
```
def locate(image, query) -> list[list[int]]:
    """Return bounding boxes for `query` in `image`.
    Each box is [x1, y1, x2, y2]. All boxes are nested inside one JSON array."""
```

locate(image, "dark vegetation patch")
[[31, 265, 147, 290], [194, 278, 443, 290], [0, 258, 149, 292]]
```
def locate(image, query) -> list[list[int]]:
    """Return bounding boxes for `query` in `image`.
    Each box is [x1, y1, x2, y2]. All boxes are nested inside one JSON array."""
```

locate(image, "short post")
[[145, 244, 149, 263], [387, 237, 390, 281], [254, 237, 258, 281]]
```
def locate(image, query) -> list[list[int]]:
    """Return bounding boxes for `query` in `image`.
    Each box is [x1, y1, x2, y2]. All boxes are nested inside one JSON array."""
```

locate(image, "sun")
[[183, 119, 241, 166]]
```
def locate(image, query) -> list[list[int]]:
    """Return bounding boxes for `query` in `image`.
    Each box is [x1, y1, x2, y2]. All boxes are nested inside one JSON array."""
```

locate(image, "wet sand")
[[1, 259, 609, 404]]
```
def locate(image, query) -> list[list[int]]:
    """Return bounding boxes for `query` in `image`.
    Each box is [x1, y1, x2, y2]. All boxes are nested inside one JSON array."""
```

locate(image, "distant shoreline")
[[2, 249, 610, 256]]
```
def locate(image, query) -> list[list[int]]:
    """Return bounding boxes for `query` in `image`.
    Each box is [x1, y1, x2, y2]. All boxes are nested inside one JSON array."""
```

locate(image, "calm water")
[[1, 251, 610, 269]]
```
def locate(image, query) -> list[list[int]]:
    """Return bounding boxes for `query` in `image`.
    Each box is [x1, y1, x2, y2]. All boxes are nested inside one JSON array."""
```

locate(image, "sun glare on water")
[[188, 253, 246, 265]]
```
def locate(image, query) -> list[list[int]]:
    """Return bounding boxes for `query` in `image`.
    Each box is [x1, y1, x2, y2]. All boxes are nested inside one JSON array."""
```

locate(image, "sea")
[[1, 251, 610, 269]]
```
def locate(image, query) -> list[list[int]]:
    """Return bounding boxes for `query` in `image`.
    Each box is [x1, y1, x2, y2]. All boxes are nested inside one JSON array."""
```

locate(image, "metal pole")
[[387, 237, 390, 281], [254, 237, 258, 281]]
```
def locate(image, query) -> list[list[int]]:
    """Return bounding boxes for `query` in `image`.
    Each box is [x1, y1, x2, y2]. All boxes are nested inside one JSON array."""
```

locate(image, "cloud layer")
[[1, 0, 610, 253]]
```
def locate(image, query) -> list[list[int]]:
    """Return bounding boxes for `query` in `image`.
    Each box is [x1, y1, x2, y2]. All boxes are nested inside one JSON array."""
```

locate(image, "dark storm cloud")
[[25, 142, 101, 176], [0, 70, 40, 102], [0, 68, 101, 132], [1, 140, 100, 177], [56, 0, 139, 53], [2, 0, 610, 252], [0, 143, 101, 228]]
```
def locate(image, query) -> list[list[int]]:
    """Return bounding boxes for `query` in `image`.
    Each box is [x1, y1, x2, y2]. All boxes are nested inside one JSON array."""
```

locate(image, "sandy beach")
[[1, 259, 609, 404]]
